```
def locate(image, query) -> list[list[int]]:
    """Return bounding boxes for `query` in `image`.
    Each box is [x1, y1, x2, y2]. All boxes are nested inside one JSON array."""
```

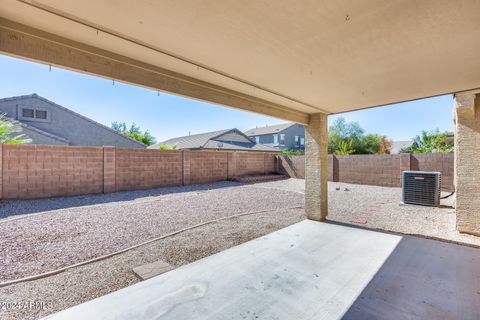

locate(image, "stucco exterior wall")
[[282, 124, 305, 150], [17, 125, 69, 146], [0, 95, 145, 148], [454, 92, 480, 236], [304, 113, 328, 221], [255, 124, 305, 150]]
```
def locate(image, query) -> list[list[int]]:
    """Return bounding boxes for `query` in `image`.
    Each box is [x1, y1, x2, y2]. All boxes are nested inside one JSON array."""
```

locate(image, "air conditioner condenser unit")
[[402, 171, 441, 207]]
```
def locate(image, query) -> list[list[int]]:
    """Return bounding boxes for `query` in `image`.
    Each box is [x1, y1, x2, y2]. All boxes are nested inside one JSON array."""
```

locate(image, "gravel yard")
[[0, 207, 305, 320], [1, 178, 480, 320], [0, 182, 303, 282], [254, 179, 480, 247]]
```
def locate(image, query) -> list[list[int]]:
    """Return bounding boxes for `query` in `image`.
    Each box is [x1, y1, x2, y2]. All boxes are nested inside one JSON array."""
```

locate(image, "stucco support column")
[[305, 113, 328, 221], [454, 90, 480, 236]]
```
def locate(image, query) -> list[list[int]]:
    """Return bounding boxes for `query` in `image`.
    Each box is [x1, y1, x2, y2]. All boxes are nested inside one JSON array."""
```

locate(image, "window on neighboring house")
[[35, 110, 47, 119], [255, 136, 259, 143], [22, 108, 34, 118], [300, 137, 305, 146], [19, 106, 49, 122], [295, 135, 299, 144], [273, 134, 278, 145], [279, 134, 285, 144]]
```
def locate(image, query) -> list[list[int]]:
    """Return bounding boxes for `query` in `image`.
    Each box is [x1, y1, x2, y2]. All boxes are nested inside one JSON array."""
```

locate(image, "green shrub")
[[159, 144, 177, 150], [401, 129, 453, 153], [0, 113, 31, 144], [111, 121, 157, 146], [280, 148, 304, 156]]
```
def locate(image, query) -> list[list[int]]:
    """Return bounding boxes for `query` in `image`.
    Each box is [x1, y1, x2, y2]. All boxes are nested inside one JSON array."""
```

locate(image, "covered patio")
[[44, 221, 480, 319], [1, 1, 480, 319]]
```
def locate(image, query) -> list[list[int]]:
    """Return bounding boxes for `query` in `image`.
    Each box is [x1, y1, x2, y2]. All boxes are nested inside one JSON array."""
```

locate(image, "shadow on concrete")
[[0, 181, 249, 219], [341, 232, 480, 319]]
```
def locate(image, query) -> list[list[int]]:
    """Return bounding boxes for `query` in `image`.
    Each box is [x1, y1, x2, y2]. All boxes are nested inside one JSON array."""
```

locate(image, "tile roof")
[[245, 123, 295, 136], [149, 128, 278, 152], [153, 129, 232, 149]]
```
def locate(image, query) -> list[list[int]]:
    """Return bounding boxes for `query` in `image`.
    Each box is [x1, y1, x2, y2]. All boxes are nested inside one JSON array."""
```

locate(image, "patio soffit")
[[1, 0, 480, 122]]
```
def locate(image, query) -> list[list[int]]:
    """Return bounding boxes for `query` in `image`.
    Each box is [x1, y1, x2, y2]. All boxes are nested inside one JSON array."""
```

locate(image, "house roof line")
[[0, 94, 146, 147], [158, 128, 232, 147], [17, 121, 70, 143], [151, 128, 278, 152], [200, 129, 236, 148], [245, 123, 296, 136], [202, 128, 256, 148]]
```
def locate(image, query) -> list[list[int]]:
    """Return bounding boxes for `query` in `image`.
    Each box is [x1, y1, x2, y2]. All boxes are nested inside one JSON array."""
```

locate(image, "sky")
[[0, 54, 454, 142]]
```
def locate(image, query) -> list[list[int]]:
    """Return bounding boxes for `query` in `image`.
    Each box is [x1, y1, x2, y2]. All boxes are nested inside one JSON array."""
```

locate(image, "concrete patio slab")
[[42, 220, 480, 319], [132, 260, 174, 281], [43, 220, 402, 319], [343, 232, 480, 319]]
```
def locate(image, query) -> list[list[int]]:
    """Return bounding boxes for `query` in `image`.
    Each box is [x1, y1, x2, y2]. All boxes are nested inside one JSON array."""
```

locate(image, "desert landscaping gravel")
[[1, 178, 480, 320], [0, 183, 303, 282], [0, 207, 305, 320], [0, 181, 247, 220], [253, 178, 480, 247]]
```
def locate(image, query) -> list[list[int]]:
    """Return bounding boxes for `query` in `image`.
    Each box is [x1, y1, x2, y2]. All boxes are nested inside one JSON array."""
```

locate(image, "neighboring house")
[[0, 94, 145, 148], [149, 128, 278, 152], [245, 123, 305, 150], [390, 140, 412, 154]]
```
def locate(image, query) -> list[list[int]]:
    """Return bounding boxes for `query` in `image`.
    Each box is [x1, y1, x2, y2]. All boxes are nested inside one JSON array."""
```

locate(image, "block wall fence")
[[277, 153, 454, 191], [0, 144, 277, 200], [0, 144, 454, 200]]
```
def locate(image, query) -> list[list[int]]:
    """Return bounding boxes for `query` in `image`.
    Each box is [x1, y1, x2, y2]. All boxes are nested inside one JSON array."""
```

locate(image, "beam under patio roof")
[[2, 1, 480, 120], [0, 17, 311, 124]]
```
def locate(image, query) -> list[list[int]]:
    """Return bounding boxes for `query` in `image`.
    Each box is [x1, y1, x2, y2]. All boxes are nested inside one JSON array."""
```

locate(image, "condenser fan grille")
[[402, 171, 441, 207]]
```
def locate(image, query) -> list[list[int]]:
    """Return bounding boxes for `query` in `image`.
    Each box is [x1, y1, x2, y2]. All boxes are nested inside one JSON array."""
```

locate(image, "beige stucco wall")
[[305, 113, 328, 221], [454, 92, 480, 236]]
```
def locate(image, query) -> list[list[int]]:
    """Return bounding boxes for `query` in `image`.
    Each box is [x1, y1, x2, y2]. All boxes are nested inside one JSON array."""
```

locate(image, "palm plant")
[[0, 113, 31, 144], [409, 129, 453, 153], [334, 139, 354, 155]]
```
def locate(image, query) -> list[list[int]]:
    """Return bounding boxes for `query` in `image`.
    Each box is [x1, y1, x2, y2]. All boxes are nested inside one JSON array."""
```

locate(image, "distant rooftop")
[[245, 123, 296, 136], [149, 128, 278, 152]]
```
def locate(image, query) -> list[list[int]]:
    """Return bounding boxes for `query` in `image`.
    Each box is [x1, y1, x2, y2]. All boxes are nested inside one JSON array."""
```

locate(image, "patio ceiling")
[[1, 1, 480, 123]]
